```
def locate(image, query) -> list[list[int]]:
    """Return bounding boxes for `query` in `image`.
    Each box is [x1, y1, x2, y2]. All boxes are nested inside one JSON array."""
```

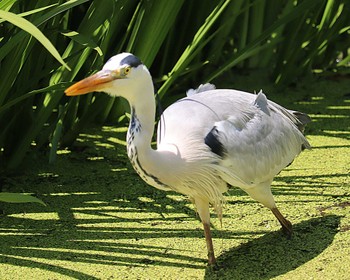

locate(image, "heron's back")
[[157, 89, 310, 188]]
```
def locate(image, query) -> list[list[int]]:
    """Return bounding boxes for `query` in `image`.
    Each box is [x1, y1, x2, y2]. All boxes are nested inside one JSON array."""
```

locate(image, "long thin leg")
[[195, 197, 216, 265], [271, 207, 293, 238], [203, 222, 216, 265]]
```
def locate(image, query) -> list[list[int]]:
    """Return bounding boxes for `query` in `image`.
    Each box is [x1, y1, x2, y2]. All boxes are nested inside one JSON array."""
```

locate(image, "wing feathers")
[[254, 91, 270, 116], [211, 95, 308, 187], [158, 88, 310, 189], [204, 127, 226, 158]]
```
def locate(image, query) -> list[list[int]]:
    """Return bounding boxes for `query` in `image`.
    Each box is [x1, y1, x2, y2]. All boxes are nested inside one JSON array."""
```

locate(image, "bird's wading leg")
[[243, 185, 293, 238], [203, 222, 216, 265], [271, 207, 293, 238], [195, 197, 216, 265]]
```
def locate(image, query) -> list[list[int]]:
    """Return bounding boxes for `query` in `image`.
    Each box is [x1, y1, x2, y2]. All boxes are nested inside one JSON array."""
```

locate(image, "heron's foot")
[[280, 218, 293, 239], [271, 207, 293, 239], [208, 251, 216, 266]]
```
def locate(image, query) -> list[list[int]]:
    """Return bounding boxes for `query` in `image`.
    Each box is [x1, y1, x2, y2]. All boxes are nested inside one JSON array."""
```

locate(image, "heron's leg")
[[203, 222, 216, 265], [194, 197, 216, 265], [243, 185, 293, 237], [271, 207, 293, 238]]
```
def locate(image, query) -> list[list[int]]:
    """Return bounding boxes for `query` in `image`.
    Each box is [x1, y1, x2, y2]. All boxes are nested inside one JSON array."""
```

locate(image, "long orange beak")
[[65, 70, 117, 96]]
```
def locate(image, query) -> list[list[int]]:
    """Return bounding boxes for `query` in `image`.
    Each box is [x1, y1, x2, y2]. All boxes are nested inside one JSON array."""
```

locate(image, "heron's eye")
[[124, 66, 131, 75]]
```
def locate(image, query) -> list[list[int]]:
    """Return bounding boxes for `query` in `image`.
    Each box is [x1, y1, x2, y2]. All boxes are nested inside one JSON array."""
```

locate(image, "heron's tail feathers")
[[291, 110, 311, 133]]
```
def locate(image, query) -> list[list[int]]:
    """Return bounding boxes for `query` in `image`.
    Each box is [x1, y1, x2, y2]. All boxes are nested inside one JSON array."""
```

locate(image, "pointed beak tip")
[[64, 86, 79, 96], [64, 70, 115, 97], [64, 79, 95, 96]]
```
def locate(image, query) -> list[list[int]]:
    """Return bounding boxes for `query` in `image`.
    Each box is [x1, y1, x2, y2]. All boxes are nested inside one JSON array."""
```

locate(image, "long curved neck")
[[125, 77, 170, 189], [126, 79, 156, 151]]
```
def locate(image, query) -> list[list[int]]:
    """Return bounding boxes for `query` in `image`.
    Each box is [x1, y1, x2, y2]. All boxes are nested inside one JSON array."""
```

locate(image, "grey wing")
[[157, 89, 310, 188], [207, 91, 310, 188]]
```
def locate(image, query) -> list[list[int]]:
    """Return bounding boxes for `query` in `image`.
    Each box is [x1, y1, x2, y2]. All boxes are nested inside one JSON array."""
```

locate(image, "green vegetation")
[[0, 1, 349, 279], [0, 0, 349, 171], [0, 75, 349, 279], [0, 192, 45, 205]]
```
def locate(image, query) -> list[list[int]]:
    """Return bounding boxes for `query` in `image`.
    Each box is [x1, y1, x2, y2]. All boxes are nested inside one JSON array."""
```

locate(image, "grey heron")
[[65, 52, 311, 265]]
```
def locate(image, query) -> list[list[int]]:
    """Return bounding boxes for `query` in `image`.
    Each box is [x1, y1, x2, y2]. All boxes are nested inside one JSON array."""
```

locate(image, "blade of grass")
[[0, 0, 89, 108], [0, 10, 70, 70], [158, 0, 231, 98], [0, 0, 89, 61], [0, 192, 46, 206], [0, 83, 69, 115], [247, 0, 265, 68], [0, 0, 16, 11], [61, 30, 103, 56], [207, 0, 319, 82], [0, 3, 58, 24], [131, 0, 185, 66]]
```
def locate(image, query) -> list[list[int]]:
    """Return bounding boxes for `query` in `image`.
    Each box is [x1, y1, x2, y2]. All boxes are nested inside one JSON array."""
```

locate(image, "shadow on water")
[[0, 128, 208, 278], [0, 199, 204, 279], [0, 211, 340, 280], [205, 215, 341, 280]]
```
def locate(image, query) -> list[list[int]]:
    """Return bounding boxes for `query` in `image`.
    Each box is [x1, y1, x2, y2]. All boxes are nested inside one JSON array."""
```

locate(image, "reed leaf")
[[0, 192, 46, 206], [0, 10, 69, 70], [158, 0, 231, 98]]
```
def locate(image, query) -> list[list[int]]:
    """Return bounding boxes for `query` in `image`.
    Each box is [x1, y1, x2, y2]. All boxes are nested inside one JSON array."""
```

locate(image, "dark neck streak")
[[127, 107, 166, 190]]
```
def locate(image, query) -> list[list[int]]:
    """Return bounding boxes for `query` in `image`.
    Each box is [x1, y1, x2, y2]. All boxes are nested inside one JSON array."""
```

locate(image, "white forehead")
[[103, 52, 143, 71]]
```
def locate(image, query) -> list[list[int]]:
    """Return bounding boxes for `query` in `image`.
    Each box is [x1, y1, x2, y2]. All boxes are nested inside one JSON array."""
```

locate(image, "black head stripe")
[[120, 54, 143, 68]]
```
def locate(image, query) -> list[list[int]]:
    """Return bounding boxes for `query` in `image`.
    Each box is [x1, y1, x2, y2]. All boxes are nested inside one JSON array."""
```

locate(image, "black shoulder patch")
[[204, 127, 226, 157], [120, 54, 143, 68]]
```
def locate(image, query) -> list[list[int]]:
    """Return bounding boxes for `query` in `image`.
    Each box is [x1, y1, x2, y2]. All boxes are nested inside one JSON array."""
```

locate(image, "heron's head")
[[65, 53, 151, 98]]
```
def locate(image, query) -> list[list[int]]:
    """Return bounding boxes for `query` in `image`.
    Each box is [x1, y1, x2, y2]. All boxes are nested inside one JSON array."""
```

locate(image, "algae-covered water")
[[0, 76, 349, 279]]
